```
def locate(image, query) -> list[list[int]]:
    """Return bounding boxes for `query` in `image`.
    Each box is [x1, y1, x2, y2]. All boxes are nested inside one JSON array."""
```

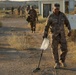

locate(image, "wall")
[[67, 14, 76, 29], [0, 1, 25, 9], [69, 0, 75, 12], [39, 0, 64, 17]]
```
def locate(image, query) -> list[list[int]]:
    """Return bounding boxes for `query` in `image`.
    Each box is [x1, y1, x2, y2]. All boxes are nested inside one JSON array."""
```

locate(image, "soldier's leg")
[[52, 38, 61, 69], [52, 39, 59, 63], [31, 22, 34, 32], [33, 21, 36, 32], [60, 41, 68, 63], [30, 22, 33, 32]]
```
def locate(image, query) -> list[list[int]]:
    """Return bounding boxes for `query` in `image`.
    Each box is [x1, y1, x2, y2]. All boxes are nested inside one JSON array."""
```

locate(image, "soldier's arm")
[[63, 14, 71, 36], [28, 10, 31, 14], [35, 10, 38, 21], [36, 14, 38, 21], [64, 14, 71, 31], [43, 16, 52, 38]]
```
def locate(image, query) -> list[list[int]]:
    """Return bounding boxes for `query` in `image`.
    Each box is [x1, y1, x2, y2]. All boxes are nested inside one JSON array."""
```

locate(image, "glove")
[[68, 30, 71, 37], [37, 18, 38, 21], [43, 34, 47, 39]]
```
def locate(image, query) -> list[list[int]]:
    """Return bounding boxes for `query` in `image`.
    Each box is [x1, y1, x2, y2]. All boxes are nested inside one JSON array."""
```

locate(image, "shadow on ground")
[[0, 26, 30, 33]]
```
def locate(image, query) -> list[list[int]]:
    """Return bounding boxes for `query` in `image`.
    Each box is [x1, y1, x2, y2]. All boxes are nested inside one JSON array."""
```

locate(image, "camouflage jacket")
[[28, 9, 37, 21], [44, 11, 71, 37]]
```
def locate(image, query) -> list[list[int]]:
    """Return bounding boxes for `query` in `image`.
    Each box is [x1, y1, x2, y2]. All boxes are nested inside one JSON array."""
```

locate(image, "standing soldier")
[[28, 6, 38, 33], [11, 7, 14, 14], [26, 5, 30, 12], [43, 3, 71, 69], [18, 6, 21, 15], [21, 6, 25, 17]]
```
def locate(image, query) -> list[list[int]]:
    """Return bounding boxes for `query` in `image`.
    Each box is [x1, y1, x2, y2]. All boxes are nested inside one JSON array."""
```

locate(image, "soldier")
[[11, 7, 14, 14], [26, 5, 30, 12], [21, 6, 25, 17], [28, 6, 38, 33], [43, 3, 71, 69], [18, 6, 21, 15]]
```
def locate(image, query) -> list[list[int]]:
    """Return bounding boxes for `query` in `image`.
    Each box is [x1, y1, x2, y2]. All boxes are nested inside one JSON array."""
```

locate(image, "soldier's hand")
[[68, 30, 71, 37], [43, 34, 47, 39], [43, 35, 45, 39], [37, 18, 38, 21]]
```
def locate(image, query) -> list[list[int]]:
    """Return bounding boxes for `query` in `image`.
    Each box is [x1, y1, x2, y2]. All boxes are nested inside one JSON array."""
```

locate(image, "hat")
[[53, 3, 60, 8], [30, 6, 34, 9]]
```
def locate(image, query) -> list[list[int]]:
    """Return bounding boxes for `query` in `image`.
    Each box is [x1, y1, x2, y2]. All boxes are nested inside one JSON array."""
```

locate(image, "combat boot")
[[54, 63, 60, 69], [33, 28, 36, 33], [60, 61, 67, 67]]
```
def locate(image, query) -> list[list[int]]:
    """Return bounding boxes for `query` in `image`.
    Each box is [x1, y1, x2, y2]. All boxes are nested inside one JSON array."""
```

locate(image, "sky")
[[10, 0, 29, 1], [0, 0, 76, 1], [10, 0, 76, 1], [0, 0, 29, 1]]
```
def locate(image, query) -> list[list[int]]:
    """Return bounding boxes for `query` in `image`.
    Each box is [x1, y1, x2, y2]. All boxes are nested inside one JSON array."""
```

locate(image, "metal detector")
[[33, 38, 49, 73], [33, 50, 44, 73]]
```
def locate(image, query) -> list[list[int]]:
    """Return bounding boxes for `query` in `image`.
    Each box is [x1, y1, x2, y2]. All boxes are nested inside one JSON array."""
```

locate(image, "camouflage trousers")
[[51, 34, 68, 63], [30, 21, 36, 32]]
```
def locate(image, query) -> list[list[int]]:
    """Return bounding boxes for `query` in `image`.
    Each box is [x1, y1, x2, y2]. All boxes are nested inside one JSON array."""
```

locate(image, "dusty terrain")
[[0, 17, 76, 75]]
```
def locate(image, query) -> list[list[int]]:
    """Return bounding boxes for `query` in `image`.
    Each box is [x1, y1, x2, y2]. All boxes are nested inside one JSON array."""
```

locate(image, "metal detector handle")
[[33, 50, 44, 72], [37, 50, 44, 68]]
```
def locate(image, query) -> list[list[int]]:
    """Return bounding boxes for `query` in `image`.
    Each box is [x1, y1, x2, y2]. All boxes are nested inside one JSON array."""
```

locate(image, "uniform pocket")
[[61, 18, 65, 23], [52, 19, 58, 24]]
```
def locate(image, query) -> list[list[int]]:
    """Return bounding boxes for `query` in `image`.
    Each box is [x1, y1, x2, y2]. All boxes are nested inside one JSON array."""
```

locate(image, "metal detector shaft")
[[37, 50, 44, 68]]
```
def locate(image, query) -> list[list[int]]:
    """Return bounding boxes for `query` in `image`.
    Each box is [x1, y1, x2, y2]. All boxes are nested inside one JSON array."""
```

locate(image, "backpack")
[[26, 16, 31, 22]]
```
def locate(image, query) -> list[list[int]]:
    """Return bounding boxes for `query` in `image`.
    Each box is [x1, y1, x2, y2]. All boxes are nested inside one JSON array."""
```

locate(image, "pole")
[[33, 50, 44, 73]]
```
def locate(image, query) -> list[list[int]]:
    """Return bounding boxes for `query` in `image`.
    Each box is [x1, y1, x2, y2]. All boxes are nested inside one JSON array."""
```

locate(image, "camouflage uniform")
[[28, 8, 37, 32], [44, 11, 71, 63]]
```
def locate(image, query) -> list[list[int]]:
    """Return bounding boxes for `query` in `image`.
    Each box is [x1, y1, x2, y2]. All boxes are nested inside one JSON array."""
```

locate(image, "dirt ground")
[[0, 17, 76, 75]]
